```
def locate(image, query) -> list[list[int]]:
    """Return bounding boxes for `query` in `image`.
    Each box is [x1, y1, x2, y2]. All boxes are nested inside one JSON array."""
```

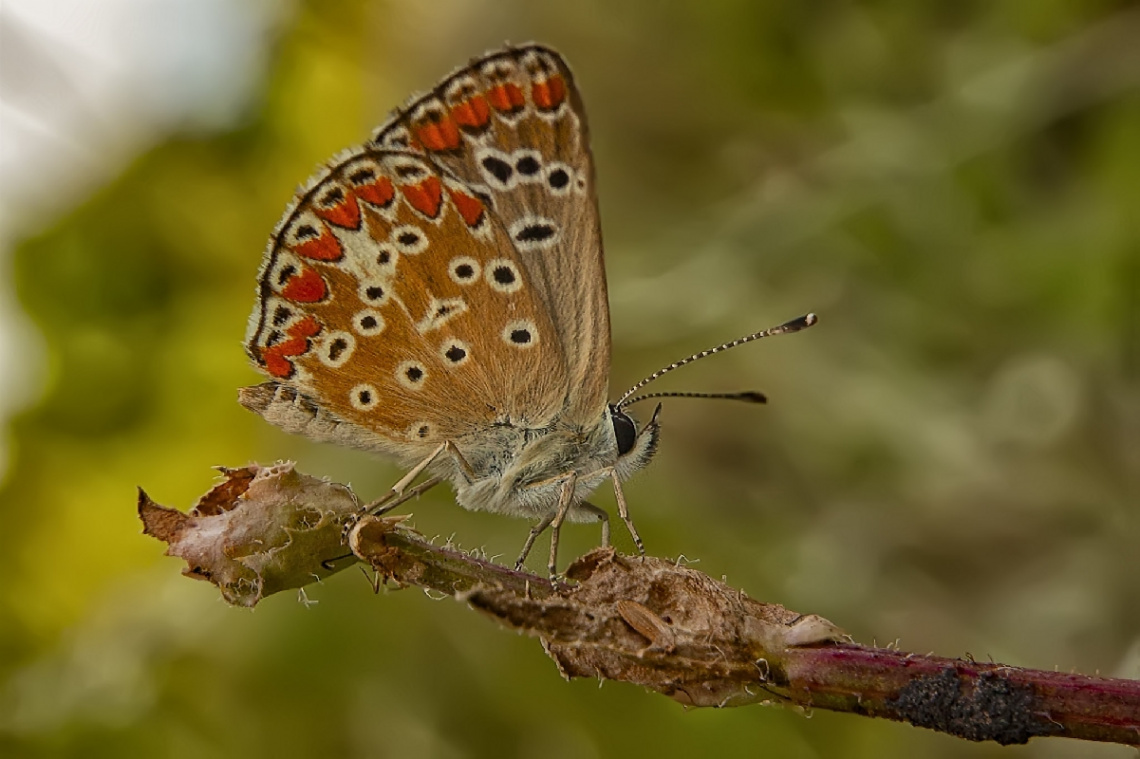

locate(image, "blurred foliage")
[[2, 0, 1138, 757]]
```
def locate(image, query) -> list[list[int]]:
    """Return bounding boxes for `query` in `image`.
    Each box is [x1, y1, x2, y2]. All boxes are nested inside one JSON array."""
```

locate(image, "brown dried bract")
[[462, 549, 845, 707], [138, 463, 360, 606]]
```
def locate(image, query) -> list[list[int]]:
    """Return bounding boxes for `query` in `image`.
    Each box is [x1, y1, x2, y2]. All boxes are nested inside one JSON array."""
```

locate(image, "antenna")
[[622, 390, 767, 407], [615, 313, 817, 408]]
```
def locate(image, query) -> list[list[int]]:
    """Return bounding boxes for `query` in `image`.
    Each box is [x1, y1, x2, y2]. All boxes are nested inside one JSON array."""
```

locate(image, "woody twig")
[[139, 463, 1140, 747]]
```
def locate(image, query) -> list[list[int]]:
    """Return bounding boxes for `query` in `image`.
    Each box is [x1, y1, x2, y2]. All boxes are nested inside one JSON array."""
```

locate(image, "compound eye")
[[610, 405, 637, 456]]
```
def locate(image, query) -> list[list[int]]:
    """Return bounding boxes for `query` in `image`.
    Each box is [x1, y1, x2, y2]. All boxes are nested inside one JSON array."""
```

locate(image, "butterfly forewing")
[[245, 148, 568, 456], [374, 45, 611, 428]]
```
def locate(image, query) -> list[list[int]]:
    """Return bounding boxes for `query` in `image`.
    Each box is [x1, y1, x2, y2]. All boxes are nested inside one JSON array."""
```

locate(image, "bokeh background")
[[2, 1, 1138, 757]]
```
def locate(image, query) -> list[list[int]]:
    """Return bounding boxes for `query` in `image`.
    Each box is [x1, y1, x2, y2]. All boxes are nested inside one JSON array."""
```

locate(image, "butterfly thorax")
[[448, 405, 658, 522]]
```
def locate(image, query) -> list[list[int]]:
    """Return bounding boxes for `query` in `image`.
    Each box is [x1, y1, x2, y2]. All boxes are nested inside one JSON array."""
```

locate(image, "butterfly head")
[[608, 402, 660, 481]]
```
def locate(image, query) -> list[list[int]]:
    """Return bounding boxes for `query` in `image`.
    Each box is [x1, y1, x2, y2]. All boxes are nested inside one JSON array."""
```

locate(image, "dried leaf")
[[138, 462, 360, 606]]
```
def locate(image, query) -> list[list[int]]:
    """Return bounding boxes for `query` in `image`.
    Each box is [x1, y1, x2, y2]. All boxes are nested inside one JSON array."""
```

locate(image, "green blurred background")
[[2, 1, 1138, 757]]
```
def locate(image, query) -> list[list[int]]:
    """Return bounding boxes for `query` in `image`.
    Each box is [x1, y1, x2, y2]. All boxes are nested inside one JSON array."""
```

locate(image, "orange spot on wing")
[[415, 117, 461, 152], [532, 75, 566, 111], [314, 194, 361, 229], [281, 266, 327, 303], [261, 316, 321, 378], [292, 315, 321, 338], [292, 224, 343, 262], [401, 176, 442, 218], [355, 176, 394, 207], [447, 187, 484, 228], [487, 83, 525, 112], [264, 352, 293, 379], [450, 96, 490, 129]]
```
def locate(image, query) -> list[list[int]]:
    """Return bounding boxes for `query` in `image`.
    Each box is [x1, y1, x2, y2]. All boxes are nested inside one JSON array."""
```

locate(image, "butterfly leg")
[[369, 475, 443, 516], [546, 471, 579, 579], [609, 470, 646, 556], [366, 441, 475, 514], [570, 466, 646, 556], [576, 501, 611, 547], [514, 512, 555, 571], [337, 473, 447, 567]]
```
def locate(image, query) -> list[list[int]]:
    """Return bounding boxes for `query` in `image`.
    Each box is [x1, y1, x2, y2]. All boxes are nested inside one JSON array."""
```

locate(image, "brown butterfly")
[[240, 44, 815, 575]]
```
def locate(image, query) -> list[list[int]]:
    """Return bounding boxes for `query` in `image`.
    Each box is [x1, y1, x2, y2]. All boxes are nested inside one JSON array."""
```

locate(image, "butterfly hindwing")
[[245, 148, 569, 459]]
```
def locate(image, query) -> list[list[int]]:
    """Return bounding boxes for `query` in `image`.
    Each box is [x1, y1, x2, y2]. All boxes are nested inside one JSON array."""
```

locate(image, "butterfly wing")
[[244, 148, 568, 462], [374, 44, 611, 429]]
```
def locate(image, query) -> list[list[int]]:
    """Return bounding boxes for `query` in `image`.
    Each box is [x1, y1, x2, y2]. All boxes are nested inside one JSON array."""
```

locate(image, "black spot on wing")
[[481, 156, 512, 183], [515, 223, 556, 243]]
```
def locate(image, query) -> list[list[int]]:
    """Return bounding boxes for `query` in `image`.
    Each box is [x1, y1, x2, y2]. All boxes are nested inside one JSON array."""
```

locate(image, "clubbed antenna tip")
[[616, 313, 818, 408]]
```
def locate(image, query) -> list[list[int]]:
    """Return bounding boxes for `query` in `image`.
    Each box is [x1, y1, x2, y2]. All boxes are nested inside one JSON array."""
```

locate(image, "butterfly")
[[239, 44, 814, 576]]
